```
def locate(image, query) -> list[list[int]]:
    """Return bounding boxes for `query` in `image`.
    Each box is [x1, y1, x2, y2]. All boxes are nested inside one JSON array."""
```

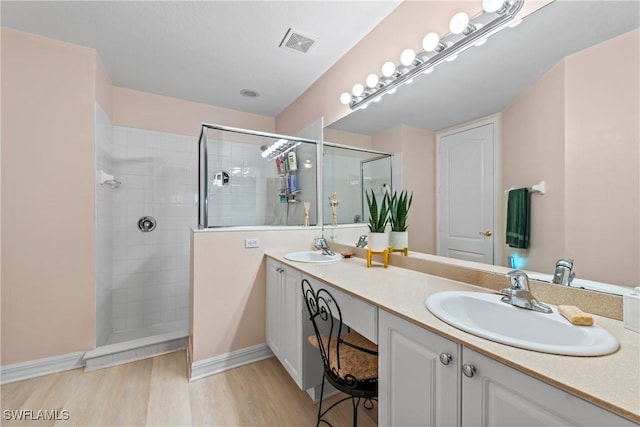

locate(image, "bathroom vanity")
[[265, 253, 640, 426]]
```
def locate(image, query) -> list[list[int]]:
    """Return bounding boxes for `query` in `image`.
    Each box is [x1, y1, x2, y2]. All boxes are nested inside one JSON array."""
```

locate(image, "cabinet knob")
[[462, 364, 476, 378], [439, 353, 453, 365]]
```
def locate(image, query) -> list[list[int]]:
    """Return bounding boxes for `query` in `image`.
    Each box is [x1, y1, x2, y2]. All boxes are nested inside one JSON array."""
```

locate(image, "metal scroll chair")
[[301, 279, 378, 427]]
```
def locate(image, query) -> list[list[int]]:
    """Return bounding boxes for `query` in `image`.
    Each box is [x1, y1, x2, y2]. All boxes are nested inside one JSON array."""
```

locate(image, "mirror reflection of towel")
[[506, 188, 529, 249]]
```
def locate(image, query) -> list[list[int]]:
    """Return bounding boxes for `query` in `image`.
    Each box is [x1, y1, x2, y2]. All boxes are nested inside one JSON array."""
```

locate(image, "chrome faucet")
[[356, 235, 368, 248], [313, 236, 335, 256], [500, 270, 552, 313], [552, 258, 575, 286]]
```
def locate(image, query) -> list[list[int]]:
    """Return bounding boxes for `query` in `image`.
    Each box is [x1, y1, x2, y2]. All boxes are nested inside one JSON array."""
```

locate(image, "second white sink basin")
[[284, 251, 342, 263], [425, 291, 619, 356]]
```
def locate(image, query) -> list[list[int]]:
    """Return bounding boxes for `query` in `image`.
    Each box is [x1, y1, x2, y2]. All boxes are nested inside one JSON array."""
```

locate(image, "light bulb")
[[366, 73, 379, 88], [400, 49, 416, 66], [340, 92, 352, 105], [381, 61, 396, 78], [449, 12, 470, 35], [352, 83, 364, 97], [482, 0, 505, 13], [422, 32, 440, 52]]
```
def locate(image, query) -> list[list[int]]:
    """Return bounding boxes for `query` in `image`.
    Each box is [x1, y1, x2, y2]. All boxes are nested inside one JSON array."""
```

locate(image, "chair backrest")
[[301, 278, 345, 376]]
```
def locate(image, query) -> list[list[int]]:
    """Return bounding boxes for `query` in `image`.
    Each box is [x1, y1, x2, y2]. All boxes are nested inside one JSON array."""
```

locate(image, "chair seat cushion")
[[308, 331, 378, 381]]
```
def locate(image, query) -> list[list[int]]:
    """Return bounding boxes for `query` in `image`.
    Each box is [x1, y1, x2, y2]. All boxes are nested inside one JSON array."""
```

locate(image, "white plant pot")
[[368, 232, 390, 252], [389, 231, 409, 250]]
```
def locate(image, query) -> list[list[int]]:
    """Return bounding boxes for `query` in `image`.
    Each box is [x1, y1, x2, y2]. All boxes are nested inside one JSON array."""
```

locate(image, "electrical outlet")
[[245, 238, 259, 248]]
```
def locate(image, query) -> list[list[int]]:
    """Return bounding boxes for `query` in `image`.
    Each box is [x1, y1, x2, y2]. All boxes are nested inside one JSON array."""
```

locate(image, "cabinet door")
[[265, 259, 283, 358], [281, 266, 303, 388], [379, 310, 460, 427], [461, 348, 636, 427]]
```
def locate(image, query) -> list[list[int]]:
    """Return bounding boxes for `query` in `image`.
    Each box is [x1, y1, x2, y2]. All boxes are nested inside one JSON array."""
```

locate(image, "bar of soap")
[[558, 305, 594, 326]]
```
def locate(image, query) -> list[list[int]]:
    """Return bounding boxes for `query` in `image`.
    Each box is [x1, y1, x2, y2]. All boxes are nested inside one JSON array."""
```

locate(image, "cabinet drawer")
[[304, 275, 378, 344]]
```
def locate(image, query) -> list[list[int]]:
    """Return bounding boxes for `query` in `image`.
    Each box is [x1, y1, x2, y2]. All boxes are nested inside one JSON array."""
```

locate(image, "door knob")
[[478, 231, 492, 237]]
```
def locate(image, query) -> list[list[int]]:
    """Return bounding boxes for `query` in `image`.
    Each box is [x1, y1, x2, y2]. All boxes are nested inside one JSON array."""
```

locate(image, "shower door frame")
[[197, 123, 322, 229]]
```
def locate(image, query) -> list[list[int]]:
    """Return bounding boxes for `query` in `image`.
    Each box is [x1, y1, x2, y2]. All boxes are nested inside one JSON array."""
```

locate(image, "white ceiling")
[[1, 0, 402, 117], [329, 0, 640, 133]]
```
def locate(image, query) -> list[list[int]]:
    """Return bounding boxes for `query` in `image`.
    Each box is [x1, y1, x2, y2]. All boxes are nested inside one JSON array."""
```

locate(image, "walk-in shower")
[[92, 104, 193, 369]]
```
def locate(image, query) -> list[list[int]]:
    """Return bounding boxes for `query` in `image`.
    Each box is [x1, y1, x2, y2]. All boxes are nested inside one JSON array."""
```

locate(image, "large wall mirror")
[[325, 1, 639, 293]]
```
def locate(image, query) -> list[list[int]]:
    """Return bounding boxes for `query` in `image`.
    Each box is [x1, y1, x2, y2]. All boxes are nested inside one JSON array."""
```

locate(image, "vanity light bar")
[[342, 0, 524, 111]]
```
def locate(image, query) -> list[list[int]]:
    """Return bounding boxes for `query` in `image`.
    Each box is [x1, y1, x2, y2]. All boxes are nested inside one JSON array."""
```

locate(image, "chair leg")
[[352, 397, 360, 427], [316, 376, 326, 427]]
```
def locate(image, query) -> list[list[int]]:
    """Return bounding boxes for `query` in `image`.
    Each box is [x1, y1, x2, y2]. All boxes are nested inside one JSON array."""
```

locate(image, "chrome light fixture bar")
[[342, 0, 525, 111]]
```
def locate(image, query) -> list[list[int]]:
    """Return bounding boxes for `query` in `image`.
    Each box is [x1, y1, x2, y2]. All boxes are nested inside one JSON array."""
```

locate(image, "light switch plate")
[[245, 238, 259, 248]]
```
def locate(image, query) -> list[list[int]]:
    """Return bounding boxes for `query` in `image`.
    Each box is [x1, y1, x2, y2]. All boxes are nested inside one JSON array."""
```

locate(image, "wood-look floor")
[[1, 351, 378, 426]]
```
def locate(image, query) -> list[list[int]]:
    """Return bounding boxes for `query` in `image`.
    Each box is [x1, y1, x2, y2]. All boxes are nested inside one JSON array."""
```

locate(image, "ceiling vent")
[[279, 28, 316, 54]]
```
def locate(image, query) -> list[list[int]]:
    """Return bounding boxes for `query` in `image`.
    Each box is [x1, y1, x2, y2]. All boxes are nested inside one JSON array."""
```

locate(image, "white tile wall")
[[95, 103, 114, 346], [111, 126, 197, 334], [206, 139, 271, 226]]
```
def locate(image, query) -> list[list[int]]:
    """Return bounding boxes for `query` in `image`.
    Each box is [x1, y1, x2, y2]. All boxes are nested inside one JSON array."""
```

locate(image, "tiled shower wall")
[[95, 103, 114, 346], [111, 126, 197, 334], [206, 139, 269, 226]]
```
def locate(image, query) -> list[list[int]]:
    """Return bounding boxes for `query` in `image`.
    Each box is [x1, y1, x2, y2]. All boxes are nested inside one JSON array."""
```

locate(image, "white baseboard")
[[1, 352, 85, 385], [189, 343, 273, 381]]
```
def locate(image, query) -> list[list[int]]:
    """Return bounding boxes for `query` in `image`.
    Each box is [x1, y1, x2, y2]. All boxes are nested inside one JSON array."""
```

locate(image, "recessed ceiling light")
[[240, 89, 260, 98]]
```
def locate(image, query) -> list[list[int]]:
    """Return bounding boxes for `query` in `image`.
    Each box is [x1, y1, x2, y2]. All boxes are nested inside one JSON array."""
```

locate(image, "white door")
[[437, 122, 495, 264]]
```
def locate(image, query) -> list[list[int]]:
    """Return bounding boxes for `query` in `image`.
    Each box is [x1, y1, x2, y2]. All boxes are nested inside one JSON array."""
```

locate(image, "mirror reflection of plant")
[[390, 190, 413, 232], [366, 189, 390, 233]]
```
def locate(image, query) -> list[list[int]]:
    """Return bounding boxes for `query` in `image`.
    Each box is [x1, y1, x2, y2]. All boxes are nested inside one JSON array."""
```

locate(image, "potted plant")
[[365, 189, 390, 252], [389, 190, 413, 253]]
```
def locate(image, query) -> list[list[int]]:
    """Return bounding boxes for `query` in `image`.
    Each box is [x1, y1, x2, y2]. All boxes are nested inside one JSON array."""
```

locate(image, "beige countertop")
[[267, 252, 640, 424]]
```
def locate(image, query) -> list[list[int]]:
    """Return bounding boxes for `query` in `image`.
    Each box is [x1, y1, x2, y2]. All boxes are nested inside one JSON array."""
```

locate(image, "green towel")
[[506, 188, 529, 249]]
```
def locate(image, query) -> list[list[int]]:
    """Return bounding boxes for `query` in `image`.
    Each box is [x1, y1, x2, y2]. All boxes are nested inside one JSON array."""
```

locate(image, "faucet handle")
[[505, 270, 529, 291]]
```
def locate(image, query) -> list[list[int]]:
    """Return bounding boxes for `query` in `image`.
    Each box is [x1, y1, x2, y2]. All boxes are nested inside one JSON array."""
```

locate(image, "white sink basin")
[[425, 291, 619, 356], [284, 251, 342, 263]]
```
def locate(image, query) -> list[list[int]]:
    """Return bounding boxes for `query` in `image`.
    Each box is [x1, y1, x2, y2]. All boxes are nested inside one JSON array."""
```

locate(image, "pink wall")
[[275, 0, 552, 135], [1, 28, 97, 364], [113, 87, 274, 137], [501, 29, 639, 287], [191, 228, 325, 362], [95, 55, 113, 119], [372, 125, 436, 254], [323, 128, 372, 149], [502, 62, 566, 274], [564, 29, 639, 287]]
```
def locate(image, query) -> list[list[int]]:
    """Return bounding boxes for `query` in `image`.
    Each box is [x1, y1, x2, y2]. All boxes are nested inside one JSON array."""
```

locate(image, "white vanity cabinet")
[[379, 309, 461, 426], [266, 259, 304, 387], [265, 259, 323, 391], [266, 259, 379, 394], [379, 309, 635, 427]]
